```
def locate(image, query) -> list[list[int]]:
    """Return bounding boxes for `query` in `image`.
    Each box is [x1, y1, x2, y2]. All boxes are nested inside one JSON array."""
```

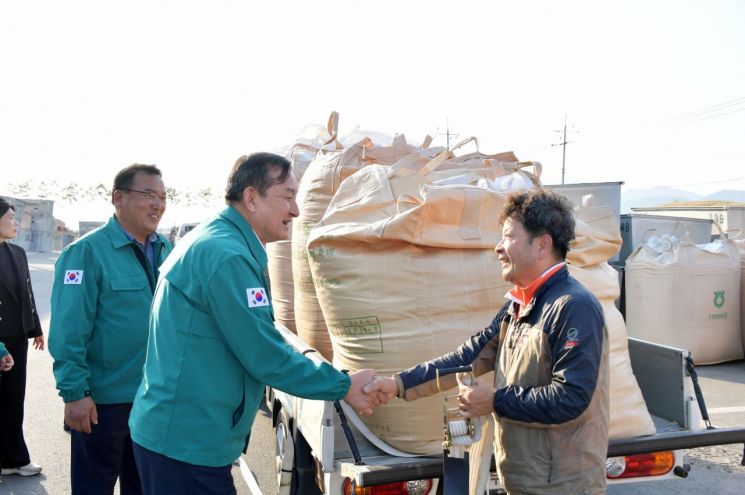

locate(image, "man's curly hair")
[[498, 189, 576, 259]]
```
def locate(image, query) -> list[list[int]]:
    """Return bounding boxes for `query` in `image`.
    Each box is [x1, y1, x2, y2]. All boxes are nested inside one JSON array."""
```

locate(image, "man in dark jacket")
[[366, 190, 609, 494], [0, 197, 44, 477]]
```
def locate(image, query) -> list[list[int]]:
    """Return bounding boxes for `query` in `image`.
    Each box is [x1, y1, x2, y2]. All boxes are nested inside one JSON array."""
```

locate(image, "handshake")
[[341, 369, 398, 416], [341, 369, 496, 418]]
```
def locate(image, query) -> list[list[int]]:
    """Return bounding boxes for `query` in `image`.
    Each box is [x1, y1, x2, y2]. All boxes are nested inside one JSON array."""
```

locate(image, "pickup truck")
[[261, 323, 745, 495]]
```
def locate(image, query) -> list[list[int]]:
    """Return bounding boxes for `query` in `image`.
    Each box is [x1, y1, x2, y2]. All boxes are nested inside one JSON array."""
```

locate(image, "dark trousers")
[[70, 403, 141, 495], [0, 334, 31, 469], [133, 442, 236, 495]]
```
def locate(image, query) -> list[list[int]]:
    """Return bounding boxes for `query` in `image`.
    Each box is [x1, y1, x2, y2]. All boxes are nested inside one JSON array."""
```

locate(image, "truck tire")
[[275, 408, 295, 495], [289, 419, 322, 495]]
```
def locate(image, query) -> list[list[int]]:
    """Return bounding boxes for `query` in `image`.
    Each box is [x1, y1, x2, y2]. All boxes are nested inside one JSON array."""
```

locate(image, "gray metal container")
[[546, 181, 623, 261], [546, 181, 624, 220], [630, 206, 745, 238], [618, 213, 713, 263]]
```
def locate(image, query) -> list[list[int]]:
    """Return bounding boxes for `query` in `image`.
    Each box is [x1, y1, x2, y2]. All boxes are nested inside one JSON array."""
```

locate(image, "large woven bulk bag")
[[266, 241, 297, 332], [567, 262, 656, 438], [307, 161, 512, 454], [732, 238, 745, 357], [569, 206, 620, 266], [293, 137, 422, 359], [267, 113, 342, 333], [568, 207, 655, 437], [625, 236, 742, 364]]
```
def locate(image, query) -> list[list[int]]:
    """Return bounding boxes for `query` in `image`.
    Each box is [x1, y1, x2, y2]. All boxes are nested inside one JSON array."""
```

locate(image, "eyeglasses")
[[120, 188, 168, 203]]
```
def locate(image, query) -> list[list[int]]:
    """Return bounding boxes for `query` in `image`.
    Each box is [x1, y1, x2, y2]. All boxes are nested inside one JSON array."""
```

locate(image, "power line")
[[664, 106, 745, 126], [661, 96, 745, 123]]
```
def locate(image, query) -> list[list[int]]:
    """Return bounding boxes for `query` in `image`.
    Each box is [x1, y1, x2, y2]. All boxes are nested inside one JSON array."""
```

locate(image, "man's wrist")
[[61, 388, 92, 403], [393, 374, 405, 399]]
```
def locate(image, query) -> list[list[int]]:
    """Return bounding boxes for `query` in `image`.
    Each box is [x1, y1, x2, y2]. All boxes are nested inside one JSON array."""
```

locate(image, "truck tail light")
[[342, 478, 433, 495], [606, 450, 675, 479]]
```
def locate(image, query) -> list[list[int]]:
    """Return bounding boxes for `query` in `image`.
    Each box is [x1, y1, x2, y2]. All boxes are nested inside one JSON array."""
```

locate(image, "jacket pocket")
[[109, 274, 149, 292], [232, 385, 246, 428], [102, 275, 150, 369]]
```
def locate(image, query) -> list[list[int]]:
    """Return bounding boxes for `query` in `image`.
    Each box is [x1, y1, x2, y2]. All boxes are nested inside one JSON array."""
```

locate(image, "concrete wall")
[[1, 196, 56, 252]]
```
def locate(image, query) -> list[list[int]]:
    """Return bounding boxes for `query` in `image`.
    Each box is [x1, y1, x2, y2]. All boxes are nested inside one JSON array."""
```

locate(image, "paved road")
[[0, 252, 253, 494], [3, 251, 744, 494]]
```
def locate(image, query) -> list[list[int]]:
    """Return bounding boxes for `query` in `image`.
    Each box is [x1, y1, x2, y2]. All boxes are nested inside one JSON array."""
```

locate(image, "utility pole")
[[551, 115, 578, 184], [436, 118, 460, 150]]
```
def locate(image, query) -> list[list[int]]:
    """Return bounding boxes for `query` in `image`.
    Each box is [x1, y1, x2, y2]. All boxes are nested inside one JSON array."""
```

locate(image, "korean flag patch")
[[247, 288, 269, 308], [64, 270, 83, 285]]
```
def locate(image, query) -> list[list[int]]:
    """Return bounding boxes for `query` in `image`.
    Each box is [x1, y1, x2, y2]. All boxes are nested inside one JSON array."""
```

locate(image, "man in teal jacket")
[[49, 164, 171, 495], [129, 153, 382, 494]]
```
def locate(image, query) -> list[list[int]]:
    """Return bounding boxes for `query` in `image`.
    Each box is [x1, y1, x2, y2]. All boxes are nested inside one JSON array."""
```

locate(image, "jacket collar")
[[105, 215, 164, 250], [508, 264, 569, 320], [218, 206, 268, 269]]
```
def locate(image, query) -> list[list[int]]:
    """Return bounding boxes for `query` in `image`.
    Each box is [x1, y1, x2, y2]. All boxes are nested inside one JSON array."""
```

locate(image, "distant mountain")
[[703, 189, 745, 203], [621, 186, 702, 213]]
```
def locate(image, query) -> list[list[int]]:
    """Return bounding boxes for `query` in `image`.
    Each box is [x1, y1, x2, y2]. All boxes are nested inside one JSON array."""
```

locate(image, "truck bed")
[[273, 325, 745, 489]]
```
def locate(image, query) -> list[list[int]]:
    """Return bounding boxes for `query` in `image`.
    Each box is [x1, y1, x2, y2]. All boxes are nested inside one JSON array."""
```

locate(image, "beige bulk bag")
[[567, 206, 655, 438], [732, 239, 745, 357], [266, 241, 297, 332], [293, 136, 423, 359], [307, 160, 513, 453], [567, 262, 656, 438], [267, 113, 342, 333], [569, 206, 621, 266], [625, 235, 742, 364]]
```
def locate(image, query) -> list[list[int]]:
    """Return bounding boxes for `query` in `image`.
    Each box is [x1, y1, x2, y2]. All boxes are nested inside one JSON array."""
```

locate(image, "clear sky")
[[1, 1, 744, 227]]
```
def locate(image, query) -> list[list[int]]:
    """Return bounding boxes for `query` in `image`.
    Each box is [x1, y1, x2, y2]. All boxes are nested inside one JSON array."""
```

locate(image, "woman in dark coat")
[[0, 198, 43, 477]]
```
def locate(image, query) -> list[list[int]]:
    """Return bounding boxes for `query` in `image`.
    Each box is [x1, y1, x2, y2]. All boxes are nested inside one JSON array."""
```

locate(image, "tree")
[[94, 183, 111, 202], [197, 187, 214, 206], [166, 186, 180, 205], [9, 181, 31, 197], [60, 183, 80, 203]]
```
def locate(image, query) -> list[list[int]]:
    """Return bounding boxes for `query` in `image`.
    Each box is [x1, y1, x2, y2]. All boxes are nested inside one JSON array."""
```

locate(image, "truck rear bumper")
[[608, 427, 745, 457]]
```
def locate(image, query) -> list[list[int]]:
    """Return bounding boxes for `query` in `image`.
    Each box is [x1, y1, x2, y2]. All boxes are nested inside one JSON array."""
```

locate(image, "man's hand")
[[0, 353, 14, 372], [362, 376, 398, 403], [33, 335, 45, 351], [64, 397, 98, 434], [458, 379, 496, 418], [344, 369, 385, 416]]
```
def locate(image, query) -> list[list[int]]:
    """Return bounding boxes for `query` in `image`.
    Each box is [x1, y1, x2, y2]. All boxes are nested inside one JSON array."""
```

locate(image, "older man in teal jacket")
[[50, 164, 171, 495], [129, 153, 381, 494]]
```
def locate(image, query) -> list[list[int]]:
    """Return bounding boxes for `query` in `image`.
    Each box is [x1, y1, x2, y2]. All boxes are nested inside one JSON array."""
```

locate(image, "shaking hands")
[[343, 370, 398, 416], [349, 371, 497, 419]]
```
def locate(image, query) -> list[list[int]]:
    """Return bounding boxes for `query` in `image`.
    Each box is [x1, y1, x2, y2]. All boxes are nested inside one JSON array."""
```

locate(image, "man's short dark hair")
[[498, 189, 576, 259], [112, 164, 162, 203], [224, 153, 292, 202]]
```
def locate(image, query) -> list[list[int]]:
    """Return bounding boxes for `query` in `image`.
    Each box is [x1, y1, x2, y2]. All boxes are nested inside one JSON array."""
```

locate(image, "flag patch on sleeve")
[[64, 270, 83, 285], [247, 288, 269, 308]]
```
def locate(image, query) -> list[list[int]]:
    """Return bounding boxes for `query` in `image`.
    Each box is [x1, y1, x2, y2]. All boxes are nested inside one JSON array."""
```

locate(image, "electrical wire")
[[660, 96, 745, 124]]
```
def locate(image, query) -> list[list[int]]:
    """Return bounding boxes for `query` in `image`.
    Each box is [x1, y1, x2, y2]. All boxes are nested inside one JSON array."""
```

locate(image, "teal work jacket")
[[49, 216, 171, 404], [129, 206, 350, 467]]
